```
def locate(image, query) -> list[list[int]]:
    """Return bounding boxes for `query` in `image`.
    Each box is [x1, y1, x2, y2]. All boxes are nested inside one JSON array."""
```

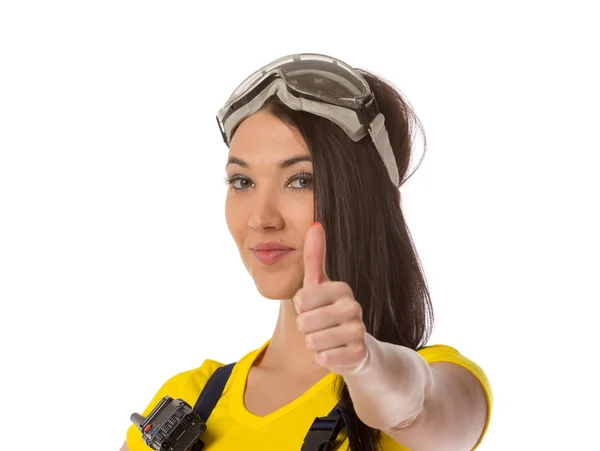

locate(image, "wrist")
[[343, 334, 432, 430]]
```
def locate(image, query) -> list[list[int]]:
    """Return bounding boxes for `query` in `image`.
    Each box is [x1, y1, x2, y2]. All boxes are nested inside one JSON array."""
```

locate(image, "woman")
[[122, 53, 493, 451]]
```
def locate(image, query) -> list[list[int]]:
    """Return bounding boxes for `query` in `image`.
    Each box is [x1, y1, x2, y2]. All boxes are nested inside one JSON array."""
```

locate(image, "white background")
[[1, 1, 598, 450]]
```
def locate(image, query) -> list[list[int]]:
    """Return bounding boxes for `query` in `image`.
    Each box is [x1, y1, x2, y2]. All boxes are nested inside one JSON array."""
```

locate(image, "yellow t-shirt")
[[126, 339, 493, 450]]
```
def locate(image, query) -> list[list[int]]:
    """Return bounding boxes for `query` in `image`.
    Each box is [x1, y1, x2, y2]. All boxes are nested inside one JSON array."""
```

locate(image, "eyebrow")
[[225, 155, 312, 170]]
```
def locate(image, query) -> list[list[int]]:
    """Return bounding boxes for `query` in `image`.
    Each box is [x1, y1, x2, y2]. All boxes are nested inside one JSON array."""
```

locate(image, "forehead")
[[228, 111, 309, 162]]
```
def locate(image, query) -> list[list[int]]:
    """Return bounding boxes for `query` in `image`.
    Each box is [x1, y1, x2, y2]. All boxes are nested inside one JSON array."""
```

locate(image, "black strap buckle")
[[301, 415, 344, 451]]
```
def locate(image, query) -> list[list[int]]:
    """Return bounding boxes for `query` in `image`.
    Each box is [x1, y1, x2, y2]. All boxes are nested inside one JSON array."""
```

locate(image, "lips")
[[253, 244, 293, 251], [253, 249, 293, 265]]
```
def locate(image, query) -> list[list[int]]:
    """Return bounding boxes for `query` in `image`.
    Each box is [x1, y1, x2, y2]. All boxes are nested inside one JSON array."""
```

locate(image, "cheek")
[[224, 196, 242, 241], [296, 197, 315, 228]]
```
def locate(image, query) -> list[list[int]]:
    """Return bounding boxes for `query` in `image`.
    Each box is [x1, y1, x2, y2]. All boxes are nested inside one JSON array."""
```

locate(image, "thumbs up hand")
[[292, 222, 371, 376]]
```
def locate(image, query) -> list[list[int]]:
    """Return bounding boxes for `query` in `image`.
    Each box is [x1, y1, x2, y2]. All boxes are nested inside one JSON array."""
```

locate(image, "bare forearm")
[[343, 334, 487, 451], [342, 333, 432, 431]]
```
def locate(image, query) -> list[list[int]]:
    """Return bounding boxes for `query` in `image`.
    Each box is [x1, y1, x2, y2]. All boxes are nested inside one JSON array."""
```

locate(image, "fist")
[[292, 222, 370, 376]]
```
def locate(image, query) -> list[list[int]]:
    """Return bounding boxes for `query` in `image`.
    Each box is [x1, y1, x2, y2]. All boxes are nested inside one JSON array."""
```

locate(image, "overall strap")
[[193, 362, 236, 422], [301, 402, 353, 451]]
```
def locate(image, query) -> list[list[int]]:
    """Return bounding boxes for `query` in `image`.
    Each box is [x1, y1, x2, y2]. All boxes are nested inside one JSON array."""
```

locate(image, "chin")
[[243, 255, 302, 300], [252, 274, 301, 301]]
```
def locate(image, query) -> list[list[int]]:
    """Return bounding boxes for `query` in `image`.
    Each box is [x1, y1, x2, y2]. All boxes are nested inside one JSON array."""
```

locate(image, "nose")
[[248, 188, 284, 231]]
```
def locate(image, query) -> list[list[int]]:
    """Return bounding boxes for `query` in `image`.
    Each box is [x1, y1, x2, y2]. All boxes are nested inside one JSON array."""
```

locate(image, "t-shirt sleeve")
[[125, 369, 195, 451], [417, 345, 493, 450]]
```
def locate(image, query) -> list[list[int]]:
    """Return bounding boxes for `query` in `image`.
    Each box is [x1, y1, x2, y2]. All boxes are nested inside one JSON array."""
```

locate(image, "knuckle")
[[335, 281, 352, 295], [304, 334, 311, 348], [305, 333, 316, 350], [350, 342, 366, 354], [350, 321, 366, 336], [317, 351, 328, 365], [294, 293, 306, 311], [341, 300, 361, 318]]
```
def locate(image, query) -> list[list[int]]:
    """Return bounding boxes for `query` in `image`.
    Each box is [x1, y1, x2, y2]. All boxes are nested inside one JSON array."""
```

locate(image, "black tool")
[[131, 396, 207, 451]]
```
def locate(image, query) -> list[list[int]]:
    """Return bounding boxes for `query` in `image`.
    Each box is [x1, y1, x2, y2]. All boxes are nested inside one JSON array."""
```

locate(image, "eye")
[[223, 172, 314, 192], [287, 172, 314, 192], [224, 175, 252, 191]]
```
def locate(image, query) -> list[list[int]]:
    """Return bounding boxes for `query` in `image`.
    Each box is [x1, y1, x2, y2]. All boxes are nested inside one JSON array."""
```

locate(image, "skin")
[[120, 110, 488, 450], [224, 110, 330, 379]]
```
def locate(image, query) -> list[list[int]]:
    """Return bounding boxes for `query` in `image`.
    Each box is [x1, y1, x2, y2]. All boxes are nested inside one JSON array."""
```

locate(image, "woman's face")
[[225, 111, 315, 300]]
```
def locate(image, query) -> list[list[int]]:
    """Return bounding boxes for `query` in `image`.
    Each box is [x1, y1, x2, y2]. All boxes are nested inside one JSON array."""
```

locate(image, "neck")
[[256, 299, 330, 377]]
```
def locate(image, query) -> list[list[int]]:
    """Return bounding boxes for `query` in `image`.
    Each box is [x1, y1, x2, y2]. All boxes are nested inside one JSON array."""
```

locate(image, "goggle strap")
[[369, 113, 400, 187]]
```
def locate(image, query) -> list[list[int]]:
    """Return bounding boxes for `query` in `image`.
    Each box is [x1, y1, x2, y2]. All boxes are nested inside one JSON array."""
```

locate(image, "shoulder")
[[418, 344, 493, 449], [417, 343, 467, 363], [417, 343, 493, 416], [177, 359, 227, 404], [418, 344, 492, 402], [144, 358, 226, 413]]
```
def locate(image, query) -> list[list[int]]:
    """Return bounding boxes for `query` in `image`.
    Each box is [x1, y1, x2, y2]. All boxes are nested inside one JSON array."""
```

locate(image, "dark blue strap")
[[193, 362, 236, 422], [301, 403, 351, 451], [330, 404, 356, 447], [328, 403, 352, 428]]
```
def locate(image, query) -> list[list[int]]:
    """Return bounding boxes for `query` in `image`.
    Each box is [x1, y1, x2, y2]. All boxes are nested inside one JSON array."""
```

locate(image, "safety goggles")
[[216, 53, 400, 187]]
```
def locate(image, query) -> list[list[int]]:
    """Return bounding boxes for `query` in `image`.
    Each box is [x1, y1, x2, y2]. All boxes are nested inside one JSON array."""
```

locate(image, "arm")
[[120, 441, 129, 451], [344, 334, 488, 451]]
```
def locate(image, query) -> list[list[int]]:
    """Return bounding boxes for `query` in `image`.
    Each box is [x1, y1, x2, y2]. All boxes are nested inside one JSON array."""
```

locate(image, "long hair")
[[256, 69, 434, 450]]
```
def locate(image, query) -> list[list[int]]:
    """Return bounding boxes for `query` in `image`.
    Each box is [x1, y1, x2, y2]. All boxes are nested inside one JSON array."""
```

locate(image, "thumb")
[[303, 221, 329, 287]]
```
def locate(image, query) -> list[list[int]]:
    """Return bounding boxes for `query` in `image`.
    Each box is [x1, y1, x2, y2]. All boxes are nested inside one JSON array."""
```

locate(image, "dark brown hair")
[[257, 69, 434, 450]]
